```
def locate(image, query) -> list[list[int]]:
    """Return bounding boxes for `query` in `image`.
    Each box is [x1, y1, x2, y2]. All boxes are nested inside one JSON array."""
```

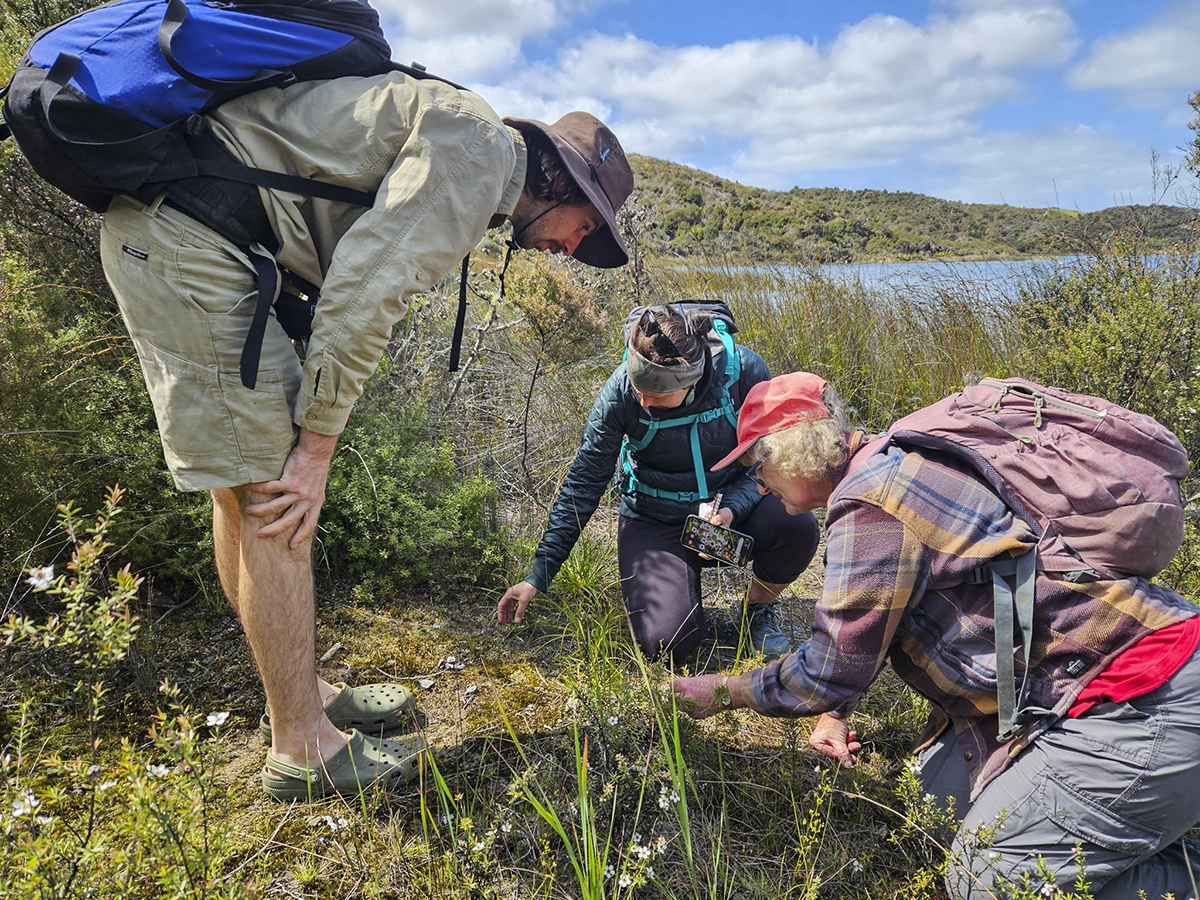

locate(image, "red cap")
[[711, 372, 830, 470]]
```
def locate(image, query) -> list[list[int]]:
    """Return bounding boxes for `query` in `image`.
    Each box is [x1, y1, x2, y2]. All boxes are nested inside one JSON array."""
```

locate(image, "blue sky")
[[374, 0, 1200, 211]]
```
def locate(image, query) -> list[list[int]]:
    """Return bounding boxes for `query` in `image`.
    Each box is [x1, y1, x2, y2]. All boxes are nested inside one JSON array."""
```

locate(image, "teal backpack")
[[618, 302, 740, 504]]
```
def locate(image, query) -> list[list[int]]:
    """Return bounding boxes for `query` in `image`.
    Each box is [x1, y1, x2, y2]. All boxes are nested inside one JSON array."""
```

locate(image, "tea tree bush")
[[320, 394, 505, 599], [1, 489, 257, 899]]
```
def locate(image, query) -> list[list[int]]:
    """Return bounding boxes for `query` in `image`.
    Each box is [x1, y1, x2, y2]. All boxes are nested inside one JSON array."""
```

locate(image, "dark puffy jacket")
[[526, 343, 771, 591]]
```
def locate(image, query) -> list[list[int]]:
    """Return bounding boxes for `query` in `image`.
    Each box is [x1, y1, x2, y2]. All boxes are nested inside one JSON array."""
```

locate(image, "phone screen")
[[680, 515, 754, 567]]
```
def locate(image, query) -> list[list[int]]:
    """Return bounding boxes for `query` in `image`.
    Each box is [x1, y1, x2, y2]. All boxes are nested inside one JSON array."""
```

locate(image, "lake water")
[[814, 256, 1088, 302]]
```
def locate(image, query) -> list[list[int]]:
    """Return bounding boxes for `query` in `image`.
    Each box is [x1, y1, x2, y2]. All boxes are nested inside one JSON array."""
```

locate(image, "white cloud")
[[504, 5, 1075, 180], [1070, 3, 1200, 92], [919, 126, 1163, 209], [366, 0, 1178, 211], [374, 0, 605, 80]]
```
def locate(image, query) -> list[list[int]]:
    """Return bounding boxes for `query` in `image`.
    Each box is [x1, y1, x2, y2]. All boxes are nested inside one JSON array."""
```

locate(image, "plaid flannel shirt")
[[727, 434, 1198, 796]]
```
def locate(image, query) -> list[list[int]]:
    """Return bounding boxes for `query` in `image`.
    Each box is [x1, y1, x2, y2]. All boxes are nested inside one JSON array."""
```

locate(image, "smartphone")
[[680, 515, 754, 567]]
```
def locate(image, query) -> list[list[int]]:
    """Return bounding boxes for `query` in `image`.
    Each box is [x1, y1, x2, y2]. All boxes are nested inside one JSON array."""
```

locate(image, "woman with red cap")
[[497, 305, 820, 662], [673, 372, 1200, 900]]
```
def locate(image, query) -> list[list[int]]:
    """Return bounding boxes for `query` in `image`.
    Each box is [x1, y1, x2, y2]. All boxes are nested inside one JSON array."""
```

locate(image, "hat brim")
[[711, 438, 757, 472], [504, 117, 629, 268]]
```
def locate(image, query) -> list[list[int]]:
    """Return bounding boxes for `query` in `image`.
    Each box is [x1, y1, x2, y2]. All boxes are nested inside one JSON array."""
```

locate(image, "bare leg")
[[747, 577, 790, 605], [211, 488, 242, 616], [214, 488, 341, 702], [221, 486, 347, 768]]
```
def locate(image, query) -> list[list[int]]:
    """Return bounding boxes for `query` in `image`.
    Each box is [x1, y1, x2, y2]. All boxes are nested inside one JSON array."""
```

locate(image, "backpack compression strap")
[[969, 552, 1052, 741], [158, 0, 468, 95]]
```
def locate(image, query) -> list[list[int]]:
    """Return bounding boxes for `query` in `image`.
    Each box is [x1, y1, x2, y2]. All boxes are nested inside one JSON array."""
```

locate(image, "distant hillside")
[[626, 154, 1197, 262]]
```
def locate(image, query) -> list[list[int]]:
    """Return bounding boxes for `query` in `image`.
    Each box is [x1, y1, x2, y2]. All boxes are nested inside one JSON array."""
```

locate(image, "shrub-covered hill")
[[628, 153, 1196, 262]]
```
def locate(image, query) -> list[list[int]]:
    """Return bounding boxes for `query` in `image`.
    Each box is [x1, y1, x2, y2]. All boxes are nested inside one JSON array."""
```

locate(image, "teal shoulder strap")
[[621, 330, 741, 504]]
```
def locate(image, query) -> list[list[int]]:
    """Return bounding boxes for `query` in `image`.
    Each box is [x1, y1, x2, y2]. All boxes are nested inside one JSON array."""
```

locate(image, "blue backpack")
[[0, 0, 460, 387]]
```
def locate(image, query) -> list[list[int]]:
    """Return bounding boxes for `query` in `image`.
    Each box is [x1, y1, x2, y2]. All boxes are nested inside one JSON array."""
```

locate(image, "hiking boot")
[[743, 602, 791, 660]]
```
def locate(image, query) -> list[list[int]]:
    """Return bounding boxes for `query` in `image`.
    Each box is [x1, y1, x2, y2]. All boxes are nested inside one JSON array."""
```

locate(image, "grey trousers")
[[918, 641, 1200, 900]]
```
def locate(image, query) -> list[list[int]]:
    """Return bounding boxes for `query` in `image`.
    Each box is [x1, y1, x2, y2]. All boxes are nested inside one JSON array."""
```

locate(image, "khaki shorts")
[[100, 195, 302, 491]]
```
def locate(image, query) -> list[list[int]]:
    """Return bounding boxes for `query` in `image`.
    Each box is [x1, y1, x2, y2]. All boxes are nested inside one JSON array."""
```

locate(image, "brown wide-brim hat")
[[503, 112, 634, 268]]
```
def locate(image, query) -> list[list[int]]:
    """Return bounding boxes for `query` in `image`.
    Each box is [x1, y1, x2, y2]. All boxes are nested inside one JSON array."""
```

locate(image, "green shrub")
[[1, 489, 256, 900], [1016, 241, 1200, 466], [321, 398, 505, 599]]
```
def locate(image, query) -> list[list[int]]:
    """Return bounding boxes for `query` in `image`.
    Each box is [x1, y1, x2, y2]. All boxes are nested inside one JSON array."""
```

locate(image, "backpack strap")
[[621, 335, 741, 504], [241, 243, 283, 389], [981, 552, 1043, 741], [191, 156, 378, 206], [159, 0, 296, 94]]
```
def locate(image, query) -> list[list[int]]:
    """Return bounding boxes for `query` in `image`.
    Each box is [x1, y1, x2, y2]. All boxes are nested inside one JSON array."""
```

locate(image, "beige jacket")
[[208, 73, 526, 434]]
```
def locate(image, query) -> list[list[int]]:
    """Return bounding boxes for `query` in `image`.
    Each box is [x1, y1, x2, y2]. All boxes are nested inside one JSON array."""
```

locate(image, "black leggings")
[[617, 495, 820, 660]]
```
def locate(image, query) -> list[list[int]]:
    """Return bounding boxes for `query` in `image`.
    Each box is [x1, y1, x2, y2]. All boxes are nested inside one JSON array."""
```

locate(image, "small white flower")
[[632, 832, 641, 844], [669, 791, 680, 803], [148, 764, 170, 778], [607, 715, 619, 726], [646, 866, 655, 879], [1040, 885, 1054, 897], [904, 758, 921, 774], [97, 781, 117, 791], [604, 864, 614, 878], [500, 822, 512, 833], [850, 858, 864, 874], [923, 793, 936, 804], [472, 841, 484, 852], [12, 792, 39, 817], [636, 845, 651, 860], [618, 872, 632, 888], [322, 814, 339, 832], [27, 565, 54, 590], [206, 711, 230, 727], [34, 815, 53, 827], [658, 795, 670, 810]]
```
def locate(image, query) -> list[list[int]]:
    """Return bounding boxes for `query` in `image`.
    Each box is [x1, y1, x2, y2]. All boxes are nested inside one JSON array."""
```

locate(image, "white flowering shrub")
[[0, 489, 257, 899]]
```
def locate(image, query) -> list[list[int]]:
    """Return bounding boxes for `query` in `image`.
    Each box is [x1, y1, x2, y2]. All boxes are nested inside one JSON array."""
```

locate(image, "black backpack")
[[0, 0, 464, 387]]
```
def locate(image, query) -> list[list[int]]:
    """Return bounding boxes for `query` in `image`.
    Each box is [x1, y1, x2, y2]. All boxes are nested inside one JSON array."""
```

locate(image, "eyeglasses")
[[746, 461, 767, 490]]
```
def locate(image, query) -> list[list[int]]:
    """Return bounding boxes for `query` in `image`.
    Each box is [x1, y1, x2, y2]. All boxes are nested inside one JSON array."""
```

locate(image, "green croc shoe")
[[261, 729, 425, 801], [259, 682, 419, 742]]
